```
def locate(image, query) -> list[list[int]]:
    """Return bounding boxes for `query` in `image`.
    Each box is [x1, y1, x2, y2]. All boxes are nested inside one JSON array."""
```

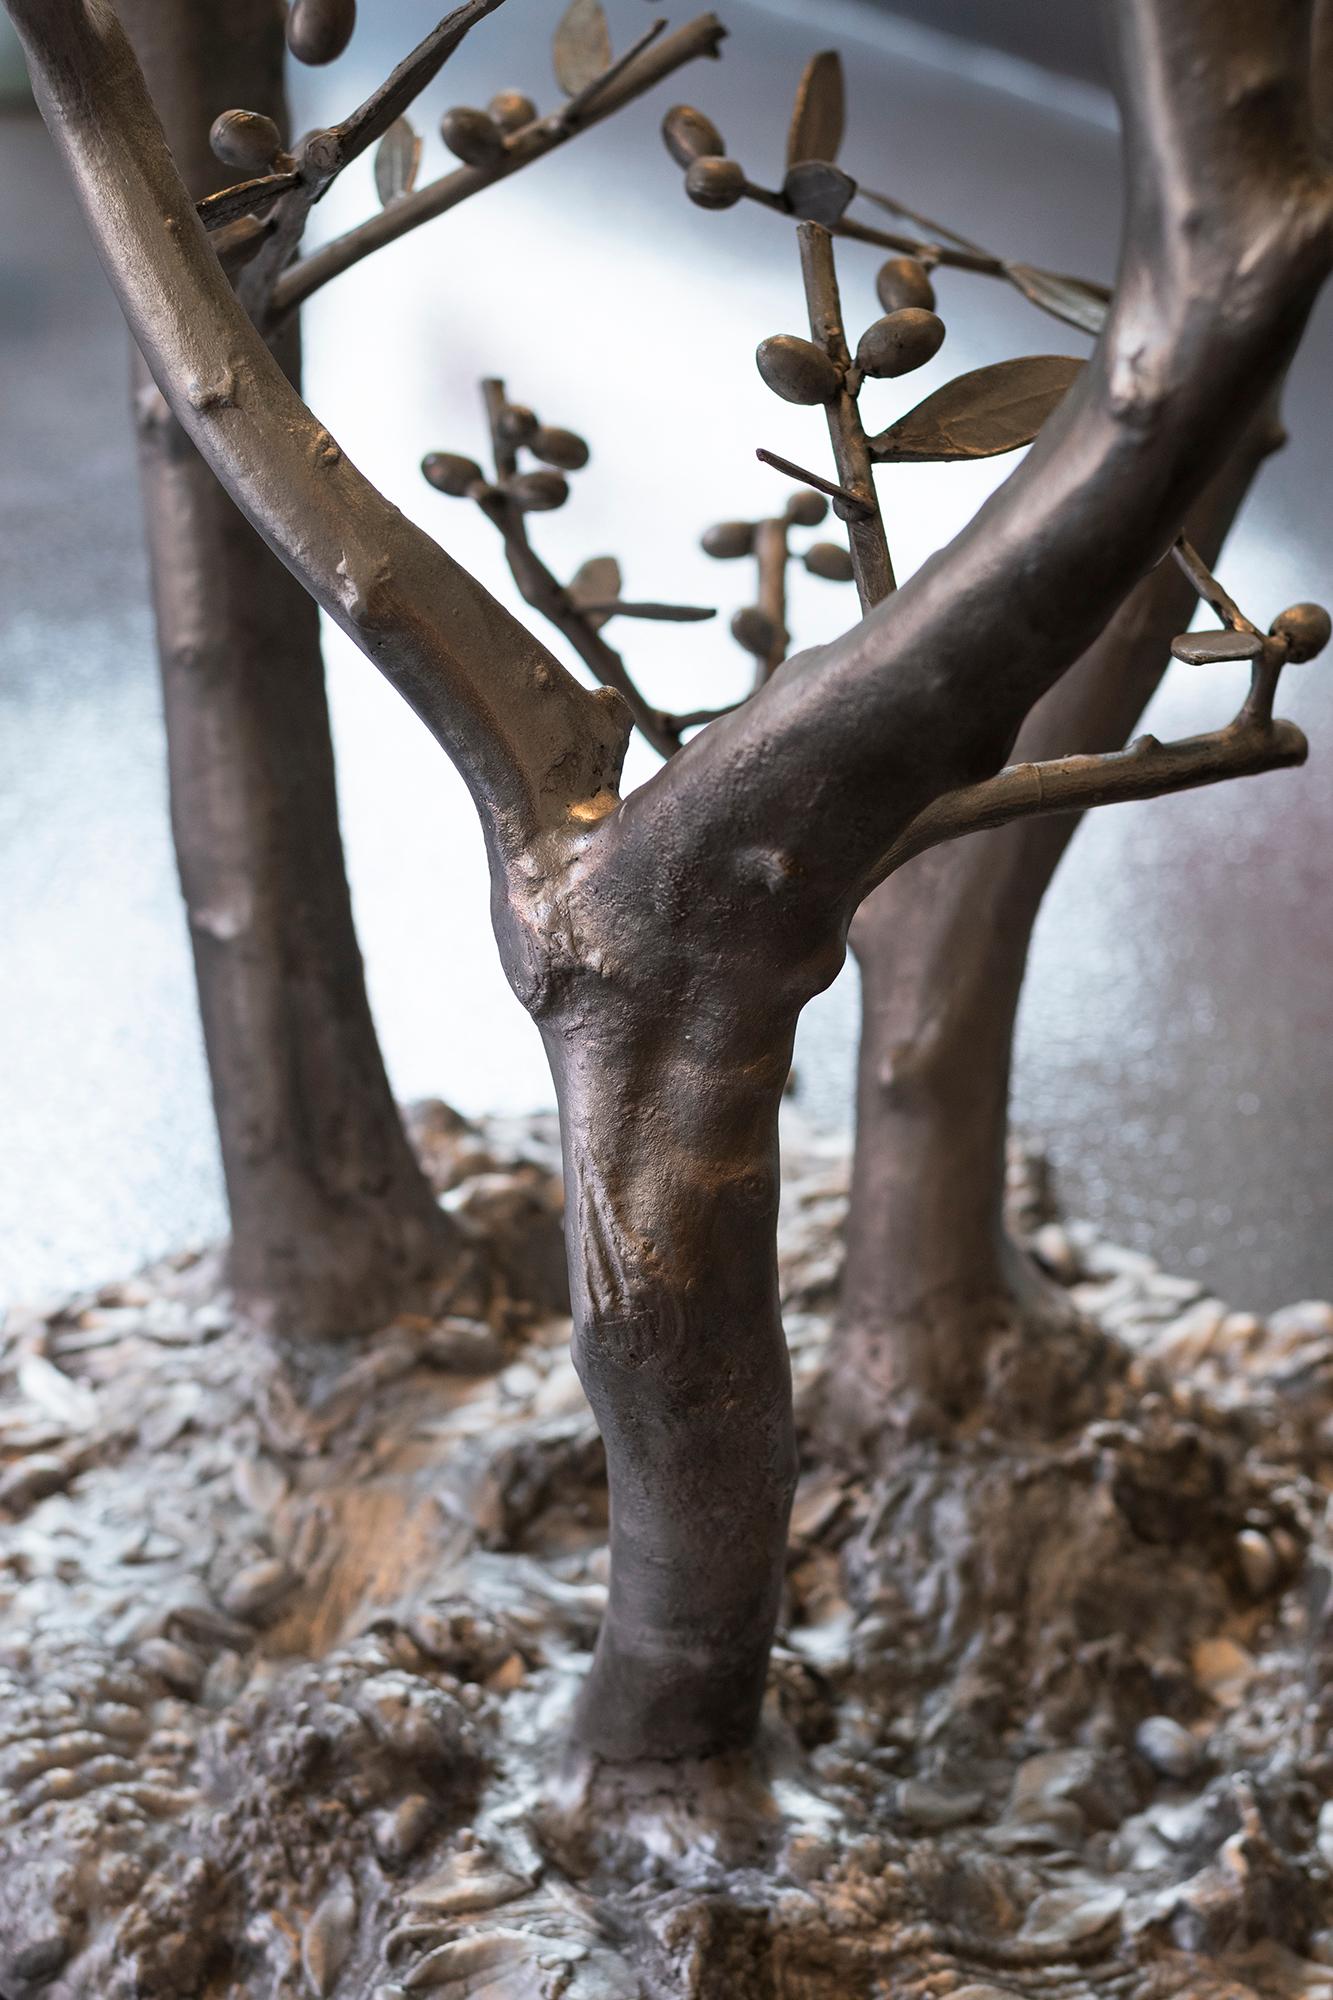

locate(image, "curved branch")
[[872, 715, 1308, 885], [11, 0, 629, 848], [275, 13, 727, 317]]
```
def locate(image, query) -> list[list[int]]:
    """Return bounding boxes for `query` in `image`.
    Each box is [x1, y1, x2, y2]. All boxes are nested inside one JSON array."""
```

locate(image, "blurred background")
[[1, 0, 1330, 1310]]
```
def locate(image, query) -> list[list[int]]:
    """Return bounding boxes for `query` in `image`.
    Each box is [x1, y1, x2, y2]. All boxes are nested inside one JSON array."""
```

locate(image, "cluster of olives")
[[440, 92, 539, 169], [758, 255, 946, 408], [422, 401, 591, 516], [661, 105, 749, 212], [703, 492, 855, 662]]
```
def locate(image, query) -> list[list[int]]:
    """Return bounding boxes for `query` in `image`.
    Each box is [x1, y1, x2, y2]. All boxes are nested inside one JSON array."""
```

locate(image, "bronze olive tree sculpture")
[[114, 0, 722, 1341], [10, 0, 1332, 1768]]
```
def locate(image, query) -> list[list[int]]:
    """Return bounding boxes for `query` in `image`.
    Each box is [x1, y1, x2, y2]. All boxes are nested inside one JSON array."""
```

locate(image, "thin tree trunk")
[[830, 406, 1286, 1439], [122, 0, 459, 1337]]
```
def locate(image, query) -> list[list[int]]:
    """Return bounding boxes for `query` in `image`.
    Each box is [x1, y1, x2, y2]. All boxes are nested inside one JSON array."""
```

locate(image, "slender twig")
[[1172, 535, 1260, 635], [664, 700, 746, 731], [274, 14, 727, 317], [755, 449, 868, 515], [323, 0, 510, 172], [476, 381, 683, 760], [582, 601, 716, 623], [754, 518, 790, 686], [797, 223, 894, 609], [872, 716, 1307, 887]]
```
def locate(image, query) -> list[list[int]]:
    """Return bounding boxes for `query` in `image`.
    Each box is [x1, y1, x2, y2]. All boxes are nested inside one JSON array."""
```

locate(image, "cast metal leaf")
[[783, 162, 857, 228], [1004, 262, 1111, 337], [374, 118, 422, 207], [1170, 630, 1265, 665], [787, 50, 845, 168], [570, 554, 623, 629], [870, 355, 1085, 464], [554, 0, 613, 97]]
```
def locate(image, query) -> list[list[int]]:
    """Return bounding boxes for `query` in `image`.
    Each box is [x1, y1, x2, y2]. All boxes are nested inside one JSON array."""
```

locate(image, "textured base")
[[2, 1113, 1332, 1999]]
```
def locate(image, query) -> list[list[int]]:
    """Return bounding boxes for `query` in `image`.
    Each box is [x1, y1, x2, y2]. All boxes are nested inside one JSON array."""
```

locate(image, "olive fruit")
[[685, 157, 747, 210], [509, 471, 570, 512], [756, 335, 842, 407], [876, 256, 936, 315], [663, 105, 727, 168], [422, 452, 483, 497], [786, 491, 829, 529], [732, 606, 779, 658], [210, 109, 284, 174], [286, 0, 356, 67], [496, 405, 539, 445], [805, 541, 855, 583], [489, 91, 538, 134], [1271, 601, 1332, 662], [855, 308, 946, 379], [440, 107, 506, 169], [701, 521, 755, 560], [530, 426, 590, 472]]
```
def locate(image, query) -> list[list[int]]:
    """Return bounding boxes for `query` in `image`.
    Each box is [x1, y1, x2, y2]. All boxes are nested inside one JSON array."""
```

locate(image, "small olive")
[[663, 105, 727, 168], [701, 521, 755, 560], [856, 308, 947, 379], [488, 91, 538, 134], [530, 426, 590, 472], [440, 107, 506, 169], [786, 491, 829, 529], [510, 470, 570, 512], [876, 256, 936, 315], [732, 606, 780, 658], [210, 109, 284, 174], [422, 452, 483, 497], [496, 405, 539, 445], [1271, 601, 1332, 662], [756, 334, 843, 407], [685, 157, 747, 210], [286, 0, 356, 66], [805, 541, 855, 583]]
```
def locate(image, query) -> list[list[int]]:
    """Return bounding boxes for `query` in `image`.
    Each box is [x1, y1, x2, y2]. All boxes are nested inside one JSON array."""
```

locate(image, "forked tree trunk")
[[121, 0, 458, 1336], [830, 408, 1286, 1440]]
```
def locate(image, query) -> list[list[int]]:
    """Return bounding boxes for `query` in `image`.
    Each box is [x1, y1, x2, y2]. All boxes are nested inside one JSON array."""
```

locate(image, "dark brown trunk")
[[122, 0, 458, 1336], [830, 407, 1286, 1439], [546, 1008, 799, 1765]]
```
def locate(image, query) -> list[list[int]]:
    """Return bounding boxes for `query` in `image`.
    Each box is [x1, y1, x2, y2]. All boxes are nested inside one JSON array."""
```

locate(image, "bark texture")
[[122, 0, 458, 1338], [832, 407, 1289, 1440]]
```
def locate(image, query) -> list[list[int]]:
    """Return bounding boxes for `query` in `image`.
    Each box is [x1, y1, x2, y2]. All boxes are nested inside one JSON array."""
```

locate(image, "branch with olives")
[[701, 495, 855, 687], [422, 382, 724, 759], [197, 0, 726, 327]]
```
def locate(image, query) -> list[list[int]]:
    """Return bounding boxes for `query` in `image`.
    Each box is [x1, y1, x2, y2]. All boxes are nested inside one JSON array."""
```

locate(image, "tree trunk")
[[122, 0, 459, 1336], [829, 408, 1286, 1441], [545, 1007, 799, 1764]]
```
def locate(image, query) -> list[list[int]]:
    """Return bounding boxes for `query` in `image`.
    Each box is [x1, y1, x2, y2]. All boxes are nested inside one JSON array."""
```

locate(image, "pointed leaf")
[[787, 50, 844, 168], [871, 355, 1085, 465], [570, 555, 622, 629], [374, 116, 422, 207], [783, 162, 857, 228], [554, 0, 612, 96], [570, 556, 622, 605], [1170, 630, 1264, 665], [1004, 263, 1111, 337]]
